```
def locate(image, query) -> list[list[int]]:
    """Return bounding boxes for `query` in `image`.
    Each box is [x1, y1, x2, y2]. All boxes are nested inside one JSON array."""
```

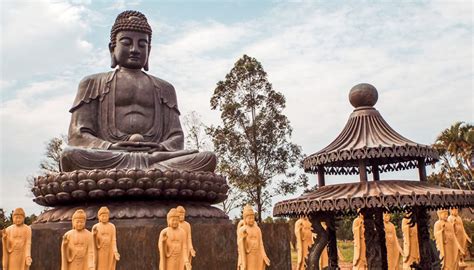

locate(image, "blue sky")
[[1, 0, 472, 217]]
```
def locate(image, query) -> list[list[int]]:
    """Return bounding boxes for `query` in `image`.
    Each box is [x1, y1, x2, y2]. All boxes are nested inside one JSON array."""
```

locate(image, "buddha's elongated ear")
[[109, 42, 117, 69], [144, 45, 151, 71]]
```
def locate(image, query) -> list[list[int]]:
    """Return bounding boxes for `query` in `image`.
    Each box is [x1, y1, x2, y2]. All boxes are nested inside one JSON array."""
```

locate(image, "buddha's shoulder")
[[146, 73, 175, 91], [79, 71, 114, 84]]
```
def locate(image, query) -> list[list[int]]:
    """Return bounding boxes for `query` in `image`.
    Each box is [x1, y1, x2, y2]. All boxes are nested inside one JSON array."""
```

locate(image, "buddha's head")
[[383, 213, 391, 223], [450, 208, 459, 216], [109, 10, 152, 71], [72, 209, 87, 231], [98, 207, 110, 223], [12, 208, 25, 226], [167, 208, 180, 228], [177, 206, 186, 222], [243, 205, 255, 226], [437, 209, 448, 221]]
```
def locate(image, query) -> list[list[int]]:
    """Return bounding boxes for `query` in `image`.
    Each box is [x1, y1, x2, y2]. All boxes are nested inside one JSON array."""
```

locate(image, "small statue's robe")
[[2, 224, 31, 270], [352, 216, 367, 270], [158, 227, 188, 270], [92, 222, 118, 270], [178, 221, 194, 263], [237, 224, 268, 270], [401, 218, 419, 270], [60, 70, 215, 172], [385, 220, 402, 270], [61, 229, 95, 270], [295, 217, 315, 270], [448, 213, 471, 267], [434, 219, 462, 270]]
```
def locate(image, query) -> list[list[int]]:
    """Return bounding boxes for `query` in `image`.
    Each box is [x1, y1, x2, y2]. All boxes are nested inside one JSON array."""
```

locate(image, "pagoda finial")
[[349, 83, 378, 108]]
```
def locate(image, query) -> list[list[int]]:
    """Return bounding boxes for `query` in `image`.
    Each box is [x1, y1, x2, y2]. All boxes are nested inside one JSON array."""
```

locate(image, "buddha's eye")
[[119, 38, 132, 46], [139, 40, 148, 48]]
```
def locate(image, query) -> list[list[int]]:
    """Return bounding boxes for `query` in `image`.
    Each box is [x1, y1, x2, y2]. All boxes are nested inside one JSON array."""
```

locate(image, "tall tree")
[[182, 111, 211, 151], [209, 54, 306, 222], [39, 135, 67, 174], [428, 121, 473, 190]]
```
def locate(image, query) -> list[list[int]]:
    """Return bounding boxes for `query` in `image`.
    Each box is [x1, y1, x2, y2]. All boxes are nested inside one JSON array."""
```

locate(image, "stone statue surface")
[[177, 206, 195, 266], [158, 208, 191, 270], [92, 207, 120, 270], [294, 216, 314, 270], [434, 209, 464, 270], [401, 217, 419, 270], [60, 10, 216, 172], [237, 205, 270, 270], [448, 208, 471, 269], [61, 210, 95, 270], [384, 213, 402, 270], [1, 208, 32, 270], [352, 213, 367, 270]]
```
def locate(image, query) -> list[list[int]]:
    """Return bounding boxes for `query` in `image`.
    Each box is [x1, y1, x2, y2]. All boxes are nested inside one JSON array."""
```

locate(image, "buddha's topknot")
[[110, 10, 152, 48]]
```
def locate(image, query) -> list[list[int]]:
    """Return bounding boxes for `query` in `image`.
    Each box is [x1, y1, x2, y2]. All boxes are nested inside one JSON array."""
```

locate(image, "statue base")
[[26, 219, 291, 270]]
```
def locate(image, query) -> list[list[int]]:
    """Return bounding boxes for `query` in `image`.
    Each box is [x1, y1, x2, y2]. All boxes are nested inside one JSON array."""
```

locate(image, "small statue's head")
[[177, 206, 186, 222], [98, 206, 110, 223], [72, 209, 87, 231], [167, 208, 180, 228], [12, 208, 25, 225], [242, 205, 255, 226], [437, 209, 448, 221], [450, 208, 459, 216], [383, 213, 391, 222], [110, 10, 152, 71]]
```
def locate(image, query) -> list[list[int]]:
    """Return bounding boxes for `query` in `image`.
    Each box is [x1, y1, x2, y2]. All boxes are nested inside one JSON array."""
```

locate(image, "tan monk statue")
[[176, 206, 196, 265], [448, 208, 472, 269], [158, 208, 191, 270], [92, 207, 120, 270], [1, 208, 32, 270], [60, 10, 216, 173], [434, 209, 464, 270], [236, 219, 245, 270], [61, 209, 95, 270], [237, 205, 270, 270], [401, 217, 419, 270], [384, 213, 403, 270], [352, 212, 367, 270], [295, 216, 314, 270]]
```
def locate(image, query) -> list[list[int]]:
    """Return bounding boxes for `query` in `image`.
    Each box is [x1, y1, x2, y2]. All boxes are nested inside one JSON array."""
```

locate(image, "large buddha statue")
[[60, 10, 216, 172]]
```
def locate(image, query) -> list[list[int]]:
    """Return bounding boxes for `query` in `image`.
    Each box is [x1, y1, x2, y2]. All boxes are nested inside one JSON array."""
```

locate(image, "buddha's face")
[[73, 218, 86, 230], [178, 211, 185, 222], [244, 214, 255, 226], [112, 30, 149, 69], [13, 214, 25, 225], [99, 213, 109, 223], [438, 211, 448, 221], [451, 208, 458, 216], [170, 216, 179, 228], [383, 213, 391, 222]]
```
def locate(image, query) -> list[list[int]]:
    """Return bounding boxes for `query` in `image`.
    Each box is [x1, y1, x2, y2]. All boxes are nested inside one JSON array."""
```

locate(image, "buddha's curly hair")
[[110, 10, 152, 48]]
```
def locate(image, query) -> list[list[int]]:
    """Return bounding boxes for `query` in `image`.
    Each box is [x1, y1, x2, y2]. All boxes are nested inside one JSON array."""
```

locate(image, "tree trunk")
[[256, 185, 262, 223]]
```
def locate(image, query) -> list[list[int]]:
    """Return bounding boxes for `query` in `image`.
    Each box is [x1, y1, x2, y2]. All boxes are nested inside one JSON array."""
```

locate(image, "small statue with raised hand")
[[434, 209, 464, 270], [401, 216, 419, 270], [384, 213, 403, 270], [61, 209, 95, 270], [177, 206, 196, 266], [295, 216, 314, 270], [158, 208, 191, 270], [237, 205, 270, 270], [60, 10, 216, 173], [2, 208, 32, 270], [92, 207, 120, 270], [352, 212, 367, 270], [448, 208, 471, 269]]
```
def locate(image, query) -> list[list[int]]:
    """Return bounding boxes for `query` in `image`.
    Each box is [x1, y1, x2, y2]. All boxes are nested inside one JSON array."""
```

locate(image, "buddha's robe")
[[92, 222, 118, 270], [295, 218, 314, 270], [401, 218, 419, 270], [448, 214, 470, 267], [352, 216, 367, 270], [385, 221, 402, 270], [60, 70, 216, 172], [61, 229, 95, 270], [178, 221, 194, 263], [2, 224, 31, 270], [237, 224, 268, 270], [434, 219, 462, 270], [158, 227, 188, 270]]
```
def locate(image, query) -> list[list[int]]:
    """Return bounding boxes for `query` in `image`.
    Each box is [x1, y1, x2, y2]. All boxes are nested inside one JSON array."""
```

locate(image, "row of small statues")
[[294, 208, 471, 270], [1, 205, 270, 270]]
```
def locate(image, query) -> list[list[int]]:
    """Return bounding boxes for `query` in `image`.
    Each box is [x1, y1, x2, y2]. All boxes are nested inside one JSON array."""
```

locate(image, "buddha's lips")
[[124, 111, 146, 116]]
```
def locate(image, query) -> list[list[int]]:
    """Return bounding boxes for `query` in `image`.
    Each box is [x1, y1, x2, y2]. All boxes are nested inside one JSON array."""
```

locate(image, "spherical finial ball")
[[349, 83, 378, 108]]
